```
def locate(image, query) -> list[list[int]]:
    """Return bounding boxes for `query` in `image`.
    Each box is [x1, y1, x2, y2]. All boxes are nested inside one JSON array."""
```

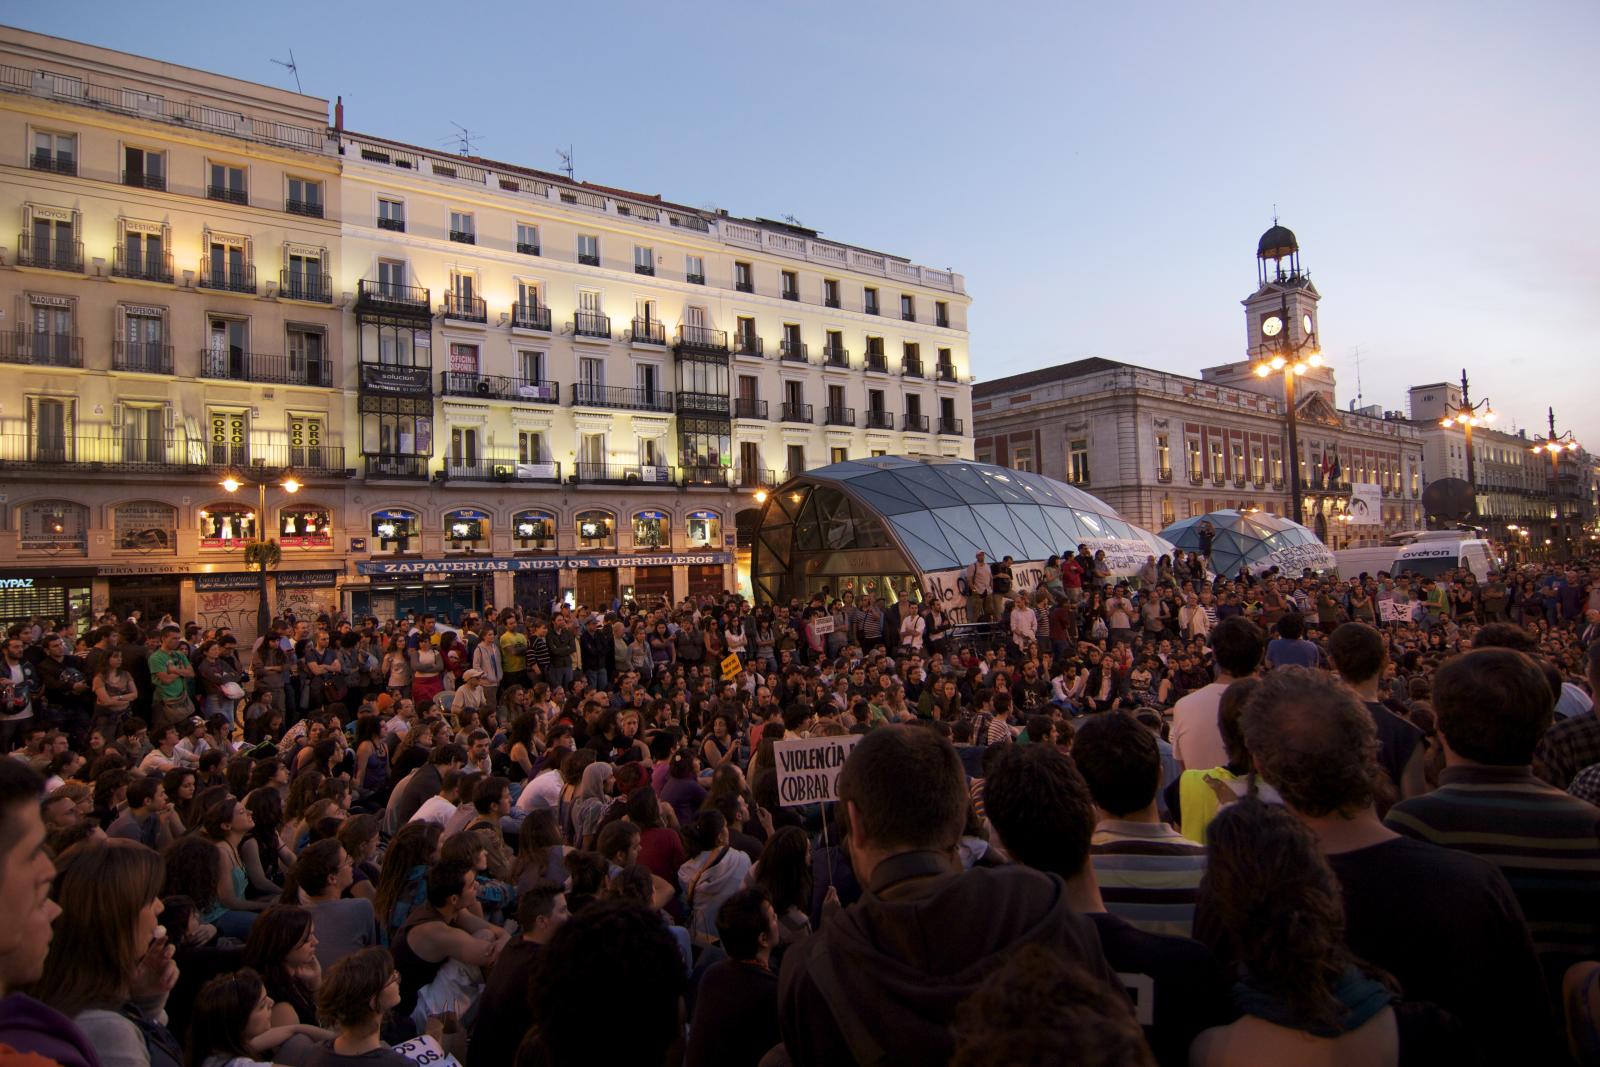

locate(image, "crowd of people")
[[0, 542, 1596, 1066]]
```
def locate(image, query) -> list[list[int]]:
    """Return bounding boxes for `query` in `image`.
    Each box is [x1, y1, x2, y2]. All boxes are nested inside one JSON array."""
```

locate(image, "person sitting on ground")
[[282, 839, 380, 972], [241, 905, 322, 1028], [948, 944, 1156, 1067], [305, 947, 419, 1067], [686, 887, 783, 1067], [390, 859, 509, 1032], [777, 725, 1120, 1066], [1073, 711, 1207, 939], [1386, 647, 1600, 1002], [984, 741, 1231, 1067], [519, 901, 687, 1067], [107, 775, 171, 851], [677, 809, 752, 948], [1264, 613, 1320, 670], [1327, 623, 1425, 804], [1239, 665, 1554, 1064], [1191, 798, 1473, 1065], [185, 966, 332, 1067], [469, 882, 569, 1065], [0, 760, 104, 1067]]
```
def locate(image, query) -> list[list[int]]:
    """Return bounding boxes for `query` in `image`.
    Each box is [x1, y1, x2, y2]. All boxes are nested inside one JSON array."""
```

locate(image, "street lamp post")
[[1530, 407, 1580, 563], [1252, 294, 1322, 526], [1438, 369, 1495, 524], [221, 470, 301, 637]]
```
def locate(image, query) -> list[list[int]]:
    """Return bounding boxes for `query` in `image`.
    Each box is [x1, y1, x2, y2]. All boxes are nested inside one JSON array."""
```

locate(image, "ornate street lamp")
[[221, 470, 301, 636], [1252, 313, 1322, 526], [1438, 369, 1495, 517], [1530, 407, 1580, 563]]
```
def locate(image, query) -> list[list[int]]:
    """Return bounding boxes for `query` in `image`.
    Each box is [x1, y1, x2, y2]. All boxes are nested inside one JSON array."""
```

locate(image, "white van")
[[1334, 545, 1398, 581], [1391, 538, 1497, 582]]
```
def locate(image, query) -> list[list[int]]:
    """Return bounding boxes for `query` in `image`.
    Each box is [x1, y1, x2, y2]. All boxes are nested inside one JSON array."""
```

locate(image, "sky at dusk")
[[10, 0, 1596, 446]]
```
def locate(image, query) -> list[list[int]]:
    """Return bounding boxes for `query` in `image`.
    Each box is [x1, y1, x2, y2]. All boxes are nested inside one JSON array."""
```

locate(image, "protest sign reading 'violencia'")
[[774, 734, 861, 807]]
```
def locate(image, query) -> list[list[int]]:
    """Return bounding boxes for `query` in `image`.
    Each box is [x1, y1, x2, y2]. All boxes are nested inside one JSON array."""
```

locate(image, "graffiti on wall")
[[196, 589, 259, 646]]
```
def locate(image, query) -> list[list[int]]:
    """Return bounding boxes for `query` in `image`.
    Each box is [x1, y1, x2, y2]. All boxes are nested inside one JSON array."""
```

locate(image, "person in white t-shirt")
[[1170, 617, 1265, 772], [409, 768, 472, 828]]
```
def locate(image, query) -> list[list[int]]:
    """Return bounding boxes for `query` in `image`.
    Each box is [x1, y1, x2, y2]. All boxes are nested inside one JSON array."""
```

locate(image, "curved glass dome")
[[1160, 509, 1335, 579], [752, 456, 1173, 606]]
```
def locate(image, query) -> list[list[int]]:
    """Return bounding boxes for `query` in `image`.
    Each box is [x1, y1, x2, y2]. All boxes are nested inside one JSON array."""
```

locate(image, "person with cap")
[[454, 667, 488, 715]]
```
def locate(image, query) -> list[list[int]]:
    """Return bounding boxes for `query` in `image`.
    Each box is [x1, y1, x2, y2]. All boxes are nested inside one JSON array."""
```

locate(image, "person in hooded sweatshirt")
[[0, 760, 103, 1067], [777, 725, 1121, 1066]]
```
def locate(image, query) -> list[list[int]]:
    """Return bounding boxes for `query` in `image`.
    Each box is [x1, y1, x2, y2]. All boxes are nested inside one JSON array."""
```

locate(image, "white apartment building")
[[335, 127, 971, 610], [0, 25, 973, 632]]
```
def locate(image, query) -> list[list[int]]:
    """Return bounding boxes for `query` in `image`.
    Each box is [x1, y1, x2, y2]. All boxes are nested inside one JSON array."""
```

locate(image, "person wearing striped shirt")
[[1074, 711, 1207, 939], [1386, 647, 1600, 1001]]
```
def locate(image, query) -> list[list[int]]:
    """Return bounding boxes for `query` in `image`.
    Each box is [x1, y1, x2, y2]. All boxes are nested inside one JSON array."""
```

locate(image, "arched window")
[[685, 510, 722, 549], [198, 502, 257, 548], [279, 505, 333, 548], [575, 509, 615, 550], [113, 501, 177, 554], [511, 510, 556, 552], [19, 500, 87, 554], [370, 508, 420, 553], [445, 508, 490, 551], [632, 510, 669, 550]]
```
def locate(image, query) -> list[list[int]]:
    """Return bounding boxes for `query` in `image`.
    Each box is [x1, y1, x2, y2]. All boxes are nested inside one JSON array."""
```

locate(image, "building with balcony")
[[973, 229, 1424, 546], [0, 26, 346, 635], [336, 126, 972, 607], [1407, 381, 1596, 557], [0, 26, 974, 625]]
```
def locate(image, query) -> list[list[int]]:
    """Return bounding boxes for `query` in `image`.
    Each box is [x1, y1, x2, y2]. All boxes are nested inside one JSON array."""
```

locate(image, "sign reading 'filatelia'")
[[356, 552, 733, 576]]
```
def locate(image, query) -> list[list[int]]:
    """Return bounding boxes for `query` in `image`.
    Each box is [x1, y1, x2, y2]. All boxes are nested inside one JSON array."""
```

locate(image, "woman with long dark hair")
[[512, 808, 572, 894], [313, 948, 412, 1066], [752, 825, 814, 945], [373, 820, 442, 937], [241, 905, 321, 1027], [239, 787, 289, 900], [1191, 798, 1401, 1064], [184, 967, 330, 1067], [34, 840, 180, 1067]]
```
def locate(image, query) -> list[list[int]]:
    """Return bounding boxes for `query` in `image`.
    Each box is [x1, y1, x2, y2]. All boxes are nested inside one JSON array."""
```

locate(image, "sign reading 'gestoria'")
[[356, 552, 733, 576]]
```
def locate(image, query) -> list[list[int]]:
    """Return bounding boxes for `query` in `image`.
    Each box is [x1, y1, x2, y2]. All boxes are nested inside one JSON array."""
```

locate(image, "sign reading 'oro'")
[[774, 735, 861, 807]]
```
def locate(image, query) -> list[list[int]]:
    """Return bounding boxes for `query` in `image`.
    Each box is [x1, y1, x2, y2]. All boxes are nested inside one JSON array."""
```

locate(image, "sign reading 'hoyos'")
[[774, 735, 861, 807]]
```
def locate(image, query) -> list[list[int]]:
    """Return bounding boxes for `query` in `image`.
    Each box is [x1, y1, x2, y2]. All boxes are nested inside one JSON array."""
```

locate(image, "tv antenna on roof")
[[783, 214, 804, 228], [271, 49, 302, 94], [447, 122, 481, 156], [557, 146, 574, 181]]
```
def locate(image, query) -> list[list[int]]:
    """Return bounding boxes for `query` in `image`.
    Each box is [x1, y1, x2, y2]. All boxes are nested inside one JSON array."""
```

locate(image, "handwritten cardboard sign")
[[774, 734, 861, 807], [720, 652, 743, 680]]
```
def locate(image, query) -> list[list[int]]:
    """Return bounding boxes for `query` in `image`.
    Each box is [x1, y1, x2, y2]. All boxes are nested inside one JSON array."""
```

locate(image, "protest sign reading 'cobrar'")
[[774, 734, 861, 806]]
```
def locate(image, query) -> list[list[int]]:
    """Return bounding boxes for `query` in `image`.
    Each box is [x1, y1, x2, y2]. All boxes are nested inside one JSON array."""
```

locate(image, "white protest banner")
[[774, 734, 860, 807], [810, 615, 835, 635], [1349, 483, 1382, 525], [1378, 600, 1410, 624], [391, 1035, 462, 1067]]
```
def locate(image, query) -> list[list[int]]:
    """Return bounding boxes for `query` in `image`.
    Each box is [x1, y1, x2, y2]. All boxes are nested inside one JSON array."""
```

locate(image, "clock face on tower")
[[1261, 316, 1283, 338], [1302, 313, 1313, 335]]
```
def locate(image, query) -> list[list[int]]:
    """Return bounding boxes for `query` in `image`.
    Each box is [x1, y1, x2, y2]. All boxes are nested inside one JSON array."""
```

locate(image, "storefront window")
[[114, 501, 177, 554], [18, 501, 87, 554], [199, 503, 256, 548], [512, 510, 557, 552], [445, 508, 490, 551], [576, 510, 615, 550], [632, 510, 669, 550], [371, 508, 420, 553], [279, 505, 333, 548], [686, 510, 722, 549]]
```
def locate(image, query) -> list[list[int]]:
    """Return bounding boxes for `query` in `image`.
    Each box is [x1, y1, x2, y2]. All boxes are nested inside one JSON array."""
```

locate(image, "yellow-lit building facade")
[[0, 27, 973, 636]]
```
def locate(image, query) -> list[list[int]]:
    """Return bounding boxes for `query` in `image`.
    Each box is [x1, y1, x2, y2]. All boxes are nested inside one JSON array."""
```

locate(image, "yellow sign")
[[721, 653, 743, 679]]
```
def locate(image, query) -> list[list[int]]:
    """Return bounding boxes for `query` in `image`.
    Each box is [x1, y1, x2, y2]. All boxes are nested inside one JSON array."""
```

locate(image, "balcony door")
[[32, 398, 68, 463], [579, 433, 605, 472], [124, 310, 163, 372], [377, 259, 406, 297], [450, 427, 478, 471], [637, 363, 660, 405], [209, 410, 247, 467], [122, 405, 165, 464], [208, 318, 247, 379], [285, 250, 321, 299], [32, 217, 72, 268], [288, 328, 325, 387], [289, 414, 324, 470], [209, 241, 245, 288], [31, 303, 71, 362]]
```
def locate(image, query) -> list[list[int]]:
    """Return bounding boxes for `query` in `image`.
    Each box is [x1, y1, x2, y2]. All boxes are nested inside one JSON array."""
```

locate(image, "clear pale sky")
[[12, 1, 1596, 446]]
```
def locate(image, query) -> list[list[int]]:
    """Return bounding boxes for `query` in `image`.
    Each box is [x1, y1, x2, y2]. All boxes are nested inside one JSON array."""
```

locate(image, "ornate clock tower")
[[1243, 223, 1321, 359]]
